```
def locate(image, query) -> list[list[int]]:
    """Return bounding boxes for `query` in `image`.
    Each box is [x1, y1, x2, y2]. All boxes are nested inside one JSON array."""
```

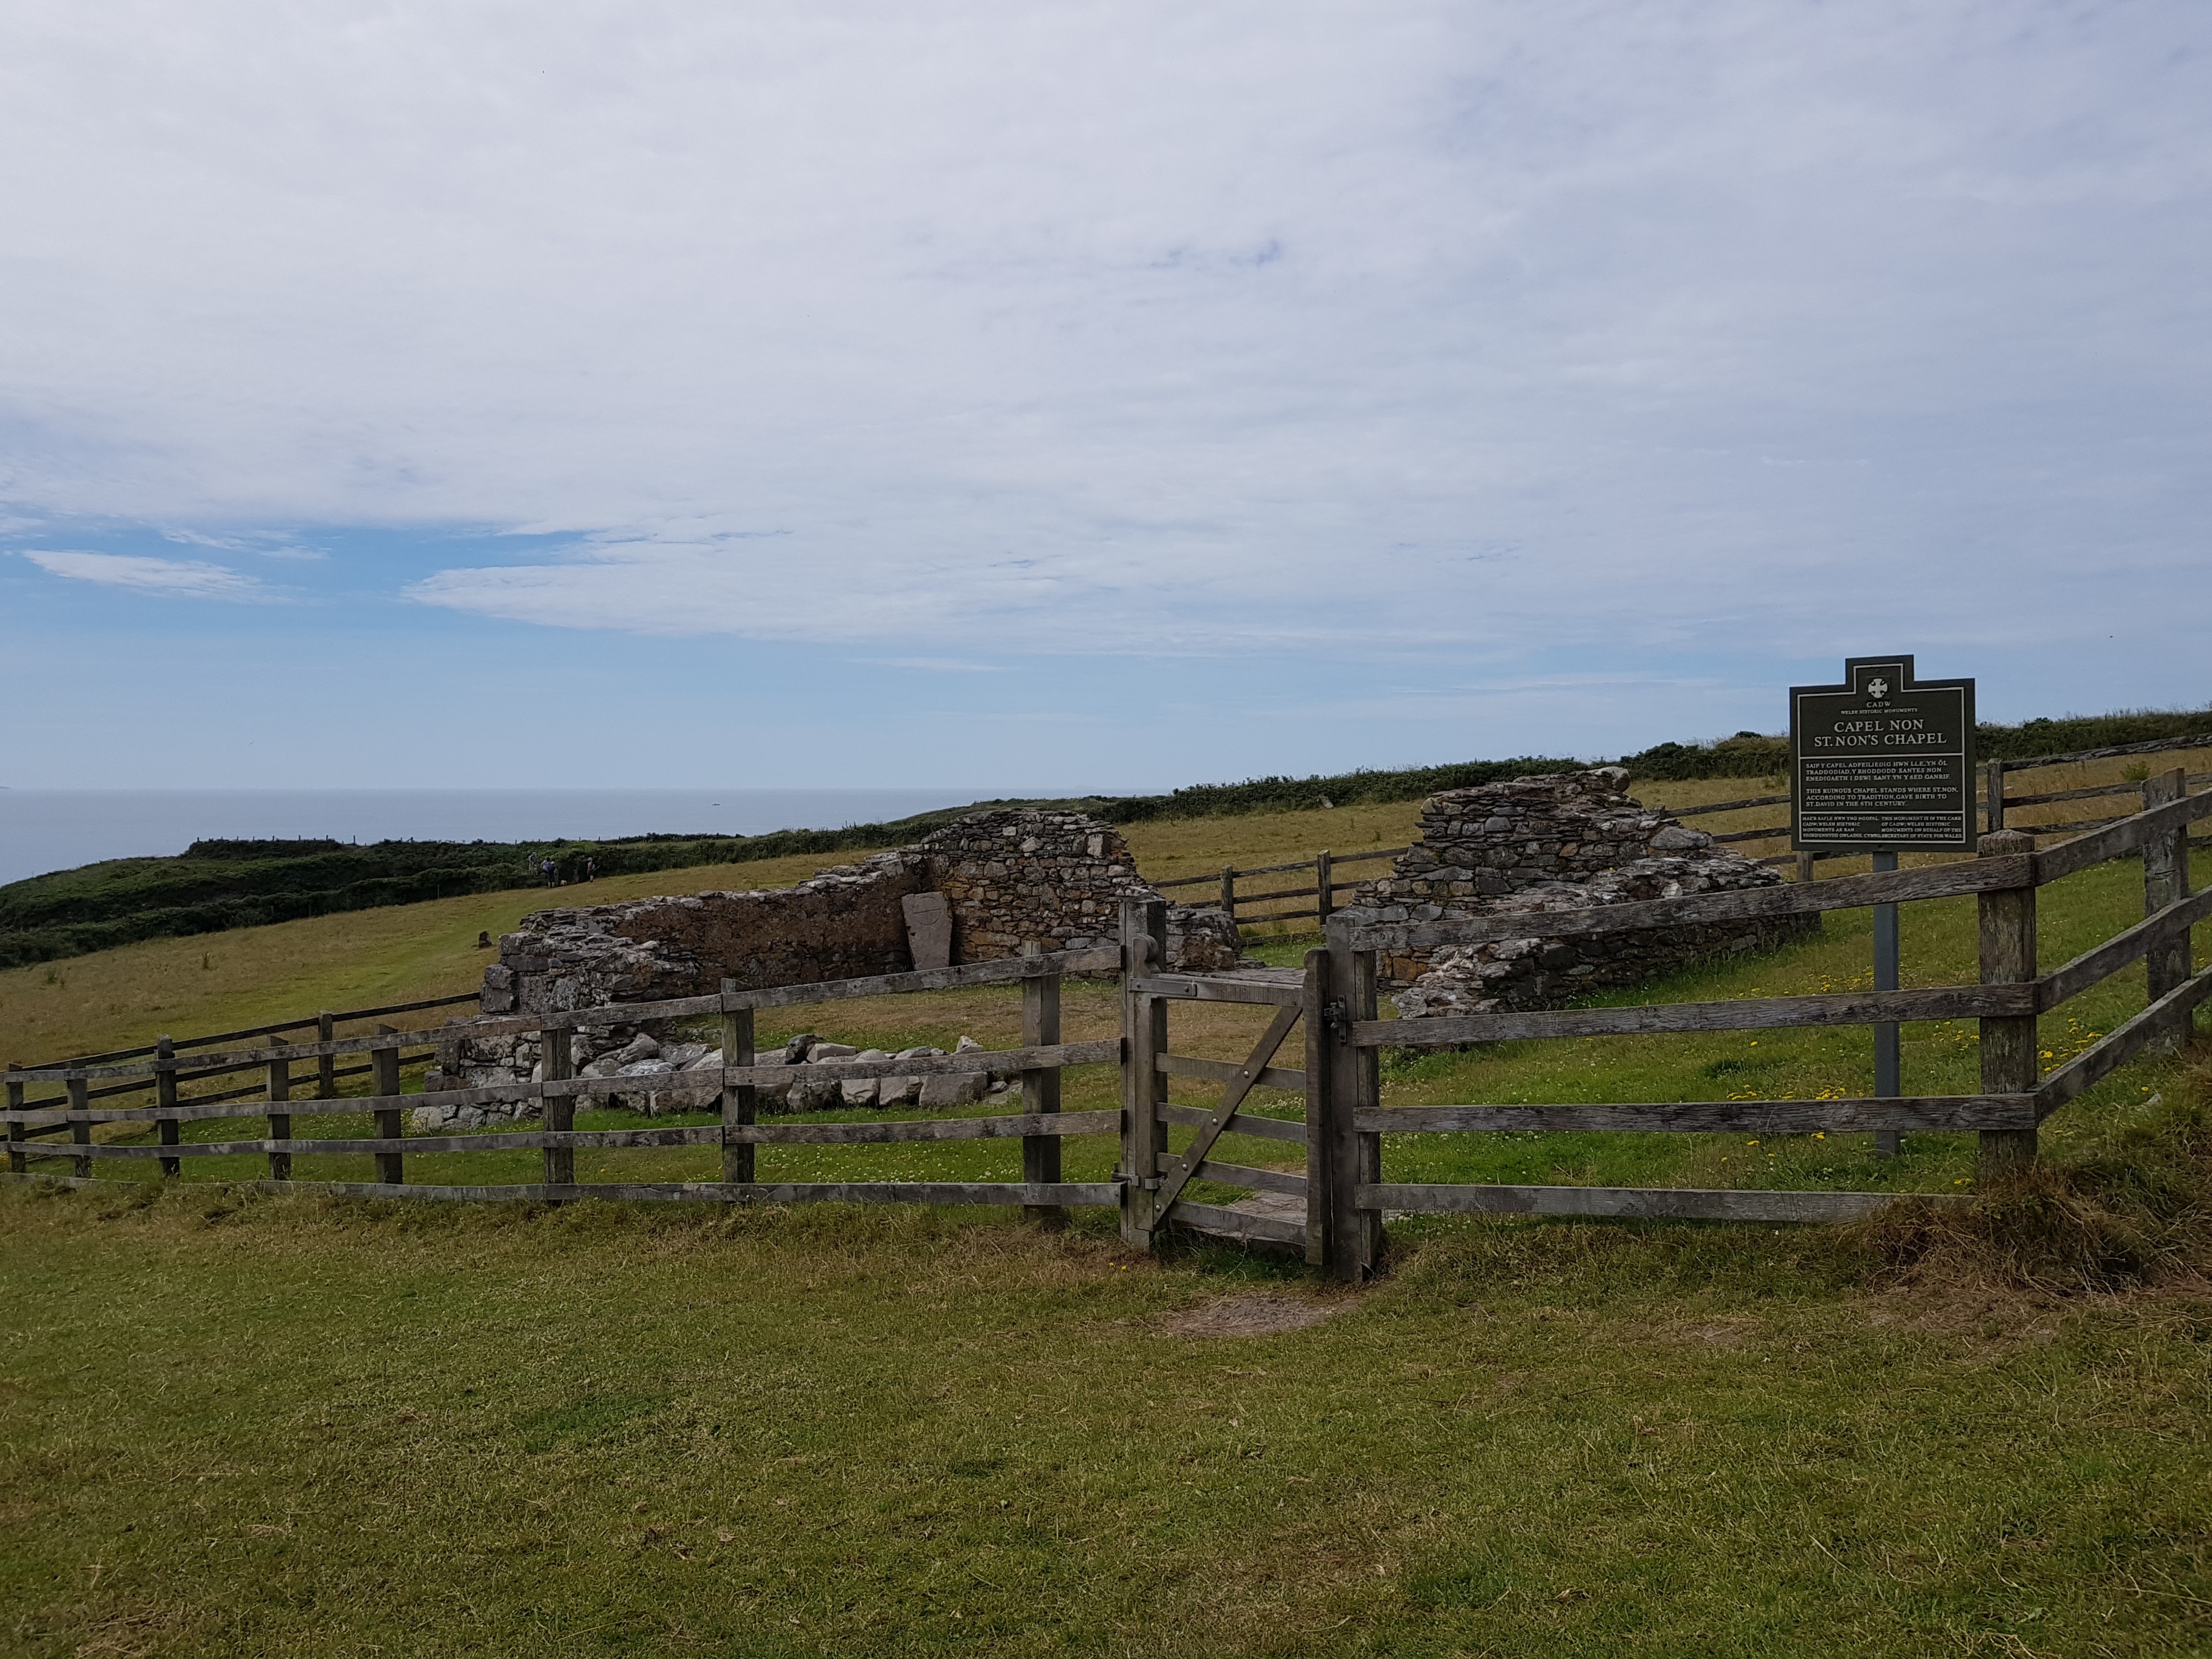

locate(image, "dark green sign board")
[[1790, 656, 1976, 852]]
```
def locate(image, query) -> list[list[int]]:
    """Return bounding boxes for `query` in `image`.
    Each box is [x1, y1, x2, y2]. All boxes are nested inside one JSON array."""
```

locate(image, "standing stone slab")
[[901, 892, 955, 971]]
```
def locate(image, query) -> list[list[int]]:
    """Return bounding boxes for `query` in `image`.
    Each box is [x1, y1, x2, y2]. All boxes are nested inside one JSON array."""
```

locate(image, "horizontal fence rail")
[[4, 946, 1133, 1214]]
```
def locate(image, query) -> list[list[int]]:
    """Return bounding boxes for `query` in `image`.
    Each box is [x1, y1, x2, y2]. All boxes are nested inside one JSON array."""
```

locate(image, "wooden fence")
[[1150, 844, 1408, 930], [6, 775, 2205, 1278], [3, 991, 478, 1160], [1673, 732, 2212, 873], [3, 950, 1123, 1210], [1301, 767, 2212, 1276]]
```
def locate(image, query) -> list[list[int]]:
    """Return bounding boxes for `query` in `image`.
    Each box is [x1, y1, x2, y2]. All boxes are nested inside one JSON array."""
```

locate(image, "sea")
[[0, 788, 1029, 888]]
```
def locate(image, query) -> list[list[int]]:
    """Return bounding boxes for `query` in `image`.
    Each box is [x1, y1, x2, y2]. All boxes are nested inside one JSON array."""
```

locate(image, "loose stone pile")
[[414, 1028, 1022, 1130], [1341, 769, 1812, 1017]]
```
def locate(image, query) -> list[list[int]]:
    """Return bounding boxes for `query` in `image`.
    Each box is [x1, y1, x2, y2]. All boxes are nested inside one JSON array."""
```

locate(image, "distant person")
[[584, 856, 597, 882], [540, 856, 556, 886]]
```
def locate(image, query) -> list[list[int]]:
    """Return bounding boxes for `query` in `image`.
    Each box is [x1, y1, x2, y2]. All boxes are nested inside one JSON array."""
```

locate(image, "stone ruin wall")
[[1343, 768, 1816, 1020], [431, 807, 1238, 1126], [478, 807, 1238, 1020]]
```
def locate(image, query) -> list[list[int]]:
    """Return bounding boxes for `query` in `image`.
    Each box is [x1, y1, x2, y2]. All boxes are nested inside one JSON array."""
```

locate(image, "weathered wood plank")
[[2142, 772, 2195, 1035], [370, 1028, 404, 1186], [1156, 1153, 1308, 1196], [6, 1068, 24, 1175], [539, 1018, 573, 1188], [2035, 960, 2212, 1119], [2004, 779, 2143, 809], [1359, 1182, 1934, 1222], [1706, 824, 1788, 845], [1021, 953, 1062, 1221], [1328, 936, 1384, 1280], [12, 990, 476, 1076], [1157, 1054, 1306, 1092], [1122, 899, 1168, 1247], [1129, 975, 1305, 1008], [1160, 1102, 1307, 1144], [726, 1110, 1120, 1145], [2037, 883, 2212, 1010], [1673, 792, 1793, 819], [1234, 883, 1323, 905], [2034, 788, 2212, 883], [1328, 846, 1411, 867], [1355, 1095, 2036, 1135], [1162, 1198, 1308, 1246], [2, 1082, 539, 1128], [32, 1126, 725, 1158], [68, 1076, 91, 1178], [1301, 945, 1330, 1265], [1347, 854, 2037, 952], [720, 985, 753, 1186], [0, 1174, 1125, 1206], [1353, 985, 2032, 1049], [1978, 830, 2042, 1181]]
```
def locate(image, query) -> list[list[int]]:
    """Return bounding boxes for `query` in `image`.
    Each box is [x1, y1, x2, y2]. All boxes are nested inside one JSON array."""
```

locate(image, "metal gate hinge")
[[1322, 999, 1348, 1036]]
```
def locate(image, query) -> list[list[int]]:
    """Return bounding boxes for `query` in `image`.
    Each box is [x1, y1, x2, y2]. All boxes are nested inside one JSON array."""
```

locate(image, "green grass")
[[5, 1078, 2211, 1658], [7, 832, 2212, 1651]]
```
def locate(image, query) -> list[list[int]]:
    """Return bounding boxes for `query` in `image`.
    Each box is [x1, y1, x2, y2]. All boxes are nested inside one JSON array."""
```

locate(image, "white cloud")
[[161, 528, 326, 561], [0, 2, 2208, 661], [21, 549, 268, 599]]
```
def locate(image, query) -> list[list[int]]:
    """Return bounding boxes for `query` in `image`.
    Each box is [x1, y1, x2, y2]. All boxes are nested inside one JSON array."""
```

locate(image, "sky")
[[3, 0, 2207, 793]]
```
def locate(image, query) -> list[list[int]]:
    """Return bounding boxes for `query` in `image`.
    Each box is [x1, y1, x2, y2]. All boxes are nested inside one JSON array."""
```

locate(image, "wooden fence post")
[[540, 1017, 572, 1191], [68, 1072, 92, 1179], [371, 1024, 404, 1186], [1794, 852, 1815, 885], [1315, 851, 1335, 924], [1219, 866, 1237, 932], [720, 980, 755, 1187], [2143, 768, 2193, 1051], [1119, 898, 1168, 1247], [1021, 945, 1063, 1225], [6, 1064, 25, 1175], [1985, 760, 2007, 834], [1977, 829, 2040, 1184], [157, 1036, 180, 1178], [1301, 946, 1332, 1267], [265, 1045, 293, 1182], [1323, 920, 1382, 1280], [317, 1012, 336, 1099]]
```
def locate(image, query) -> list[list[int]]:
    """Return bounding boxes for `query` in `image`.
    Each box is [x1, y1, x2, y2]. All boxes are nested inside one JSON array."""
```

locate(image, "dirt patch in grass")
[[1159, 1290, 1354, 1337]]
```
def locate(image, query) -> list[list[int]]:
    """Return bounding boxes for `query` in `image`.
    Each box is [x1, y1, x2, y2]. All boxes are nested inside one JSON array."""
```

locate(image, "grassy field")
[[4, 1060, 2210, 1657], [5, 755, 2211, 1654]]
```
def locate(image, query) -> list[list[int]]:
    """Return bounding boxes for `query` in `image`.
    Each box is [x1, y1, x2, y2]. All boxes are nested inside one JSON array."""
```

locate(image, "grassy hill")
[[5, 744, 2210, 1656]]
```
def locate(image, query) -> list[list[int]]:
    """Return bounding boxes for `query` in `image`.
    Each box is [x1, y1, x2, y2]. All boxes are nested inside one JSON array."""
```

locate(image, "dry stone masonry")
[[433, 808, 1239, 1118], [1343, 769, 1814, 1020], [478, 807, 1236, 1018]]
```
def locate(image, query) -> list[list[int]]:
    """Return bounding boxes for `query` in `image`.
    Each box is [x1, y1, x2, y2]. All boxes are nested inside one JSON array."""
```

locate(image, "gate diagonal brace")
[[1155, 1001, 1302, 1221]]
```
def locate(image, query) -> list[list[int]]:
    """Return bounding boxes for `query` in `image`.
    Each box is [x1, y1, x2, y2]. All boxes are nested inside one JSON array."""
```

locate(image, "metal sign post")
[[1871, 851, 1900, 1157], [1791, 656, 1976, 1159]]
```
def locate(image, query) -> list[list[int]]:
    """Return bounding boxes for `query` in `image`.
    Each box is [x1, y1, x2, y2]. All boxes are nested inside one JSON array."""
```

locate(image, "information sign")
[[1790, 655, 1976, 853]]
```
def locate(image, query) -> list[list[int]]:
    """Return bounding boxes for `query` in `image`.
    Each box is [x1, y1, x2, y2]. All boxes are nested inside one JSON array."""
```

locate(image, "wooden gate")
[[1115, 899, 1322, 1259]]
